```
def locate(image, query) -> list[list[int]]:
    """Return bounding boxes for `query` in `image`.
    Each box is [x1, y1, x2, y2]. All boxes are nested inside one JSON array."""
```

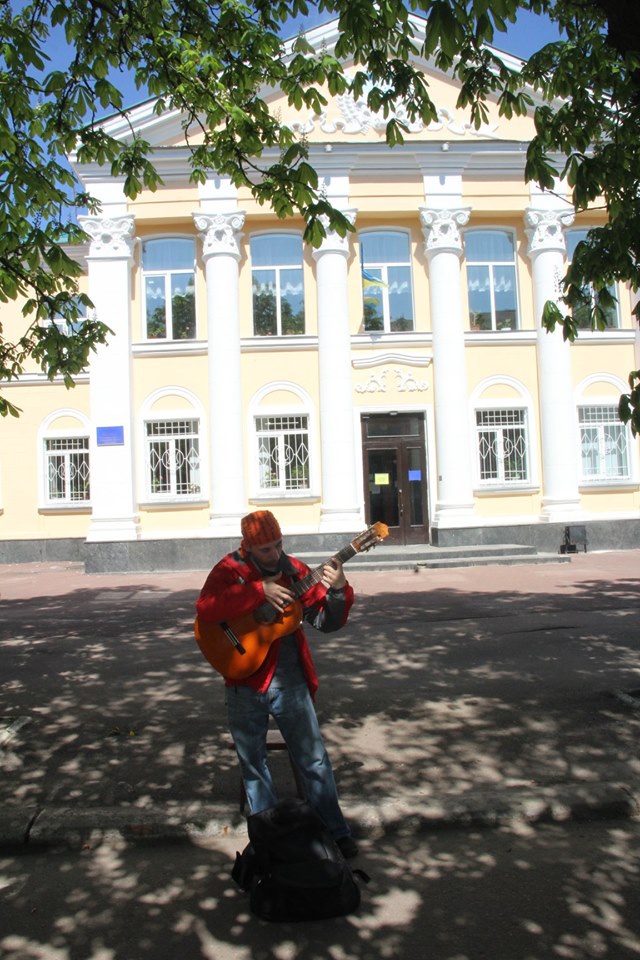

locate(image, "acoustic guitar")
[[194, 521, 389, 679]]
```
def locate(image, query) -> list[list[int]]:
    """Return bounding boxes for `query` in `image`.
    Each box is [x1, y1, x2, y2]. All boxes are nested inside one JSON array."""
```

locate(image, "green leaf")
[[541, 300, 563, 334], [0, 0, 639, 430], [0, 397, 22, 418]]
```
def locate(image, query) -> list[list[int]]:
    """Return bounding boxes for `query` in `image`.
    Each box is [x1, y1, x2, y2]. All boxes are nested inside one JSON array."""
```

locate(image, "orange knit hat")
[[240, 510, 282, 552]]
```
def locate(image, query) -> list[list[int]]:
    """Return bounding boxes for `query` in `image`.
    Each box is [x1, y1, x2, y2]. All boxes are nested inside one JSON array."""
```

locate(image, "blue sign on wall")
[[96, 426, 125, 446]]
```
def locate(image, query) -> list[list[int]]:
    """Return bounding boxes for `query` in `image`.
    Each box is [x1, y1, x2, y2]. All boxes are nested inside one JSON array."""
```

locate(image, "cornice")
[[4, 372, 90, 387], [241, 333, 441, 352], [241, 336, 319, 352], [73, 140, 535, 196], [352, 352, 433, 368], [132, 341, 208, 358]]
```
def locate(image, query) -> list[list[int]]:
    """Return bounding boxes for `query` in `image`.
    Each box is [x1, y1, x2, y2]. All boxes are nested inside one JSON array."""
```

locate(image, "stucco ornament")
[[194, 211, 246, 259], [355, 367, 429, 393], [355, 369, 388, 393], [395, 369, 429, 392], [312, 211, 357, 258], [420, 207, 471, 255], [288, 98, 498, 139], [524, 208, 575, 255], [78, 215, 135, 258]]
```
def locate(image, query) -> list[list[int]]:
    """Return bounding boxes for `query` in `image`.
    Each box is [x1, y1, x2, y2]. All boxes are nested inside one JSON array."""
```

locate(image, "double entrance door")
[[361, 412, 429, 545]]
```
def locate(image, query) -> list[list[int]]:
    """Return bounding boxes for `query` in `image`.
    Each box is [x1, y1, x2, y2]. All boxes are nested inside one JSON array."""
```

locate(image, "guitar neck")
[[291, 542, 358, 599]]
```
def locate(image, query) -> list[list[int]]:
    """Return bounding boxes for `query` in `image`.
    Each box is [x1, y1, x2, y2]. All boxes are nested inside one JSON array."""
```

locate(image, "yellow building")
[[1, 17, 639, 570]]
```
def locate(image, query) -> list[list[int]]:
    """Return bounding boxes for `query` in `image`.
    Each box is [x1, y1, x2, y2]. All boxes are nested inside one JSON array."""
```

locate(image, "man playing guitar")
[[196, 510, 358, 859]]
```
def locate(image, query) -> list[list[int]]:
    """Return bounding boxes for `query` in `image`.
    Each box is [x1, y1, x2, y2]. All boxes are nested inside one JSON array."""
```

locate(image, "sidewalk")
[[1, 550, 640, 849]]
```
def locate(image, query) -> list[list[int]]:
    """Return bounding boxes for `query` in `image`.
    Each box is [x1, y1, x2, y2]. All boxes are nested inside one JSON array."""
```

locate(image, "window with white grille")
[[476, 408, 529, 484], [45, 437, 90, 504], [145, 418, 201, 498], [255, 415, 310, 494], [579, 405, 630, 482]]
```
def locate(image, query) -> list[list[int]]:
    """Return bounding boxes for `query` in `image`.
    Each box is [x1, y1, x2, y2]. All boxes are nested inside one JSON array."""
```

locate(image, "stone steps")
[[296, 543, 571, 572]]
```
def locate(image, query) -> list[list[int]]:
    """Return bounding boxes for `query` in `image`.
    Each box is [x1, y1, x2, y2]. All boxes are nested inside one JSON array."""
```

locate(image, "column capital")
[[78, 215, 135, 259], [524, 207, 575, 257], [420, 207, 471, 257], [311, 210, 357, 259], [194, 211, 245, 260]]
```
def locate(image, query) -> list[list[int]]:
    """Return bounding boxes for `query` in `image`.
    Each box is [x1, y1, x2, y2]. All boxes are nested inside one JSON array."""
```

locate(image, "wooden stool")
[[226, 734, 305, 813]]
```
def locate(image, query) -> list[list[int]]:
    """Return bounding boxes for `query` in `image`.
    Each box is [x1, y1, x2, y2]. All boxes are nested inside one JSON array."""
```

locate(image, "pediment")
[[97, 15, 538, 150]]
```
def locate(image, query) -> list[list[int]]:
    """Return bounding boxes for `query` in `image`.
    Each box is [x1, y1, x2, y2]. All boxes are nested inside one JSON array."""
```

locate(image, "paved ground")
[[1, 549, 639, 843], [1, 550, 640, 958], [2, 819, 640, 960]]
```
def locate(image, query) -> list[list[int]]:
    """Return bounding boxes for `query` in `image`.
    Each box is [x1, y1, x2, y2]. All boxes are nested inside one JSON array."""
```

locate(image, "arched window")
[[144, 418, 201, 499], [567, 230, 620, 329], [472, 378, 536, 488], [248, 383, 316, 498], [578, 404, 630, 481], [465, 229, 519, 331], [475, 408, 529, 484], [142, 238, 196, 340], [255, 415, 310, 493], [251, 234, 305, 336], [360, 231, 414, 333], [141, 390, 204, 501], [40, 411, 91, 507]]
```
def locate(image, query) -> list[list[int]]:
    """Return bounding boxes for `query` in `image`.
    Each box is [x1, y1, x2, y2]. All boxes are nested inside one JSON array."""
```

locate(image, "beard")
[[253, 552, 285, 577]]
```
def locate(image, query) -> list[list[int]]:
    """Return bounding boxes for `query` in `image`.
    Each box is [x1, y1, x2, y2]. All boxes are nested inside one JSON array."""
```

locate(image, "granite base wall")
[[1, 518, 638, 573], [429, 518, 640, 553]]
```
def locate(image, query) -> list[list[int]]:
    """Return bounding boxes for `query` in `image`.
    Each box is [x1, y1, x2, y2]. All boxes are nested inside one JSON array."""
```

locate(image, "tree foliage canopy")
[[1, 0, 639, 427]]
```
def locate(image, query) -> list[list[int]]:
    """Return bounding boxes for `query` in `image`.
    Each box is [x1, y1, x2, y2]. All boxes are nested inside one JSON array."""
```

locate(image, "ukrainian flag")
[[362, 268, 386, 288], [362, 268, 386, 305]]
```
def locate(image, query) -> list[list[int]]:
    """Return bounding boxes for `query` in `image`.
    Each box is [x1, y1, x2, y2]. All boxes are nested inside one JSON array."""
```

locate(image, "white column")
[[80, 215, 140, 542], [632, 290, 640, 372], [312, 211, 361, 531], [194, 211, 246, 533], [525, 206, 583, 520], [420, 206, 476, 526]]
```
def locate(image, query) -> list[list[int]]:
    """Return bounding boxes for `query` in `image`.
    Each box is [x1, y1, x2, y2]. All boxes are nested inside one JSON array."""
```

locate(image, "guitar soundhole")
[[254, 602, 281, 625]]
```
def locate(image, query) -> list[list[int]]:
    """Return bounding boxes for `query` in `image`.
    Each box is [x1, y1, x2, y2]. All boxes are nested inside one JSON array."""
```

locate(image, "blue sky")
[[486, 7, 564, 58], [282, 7, 563, 60]]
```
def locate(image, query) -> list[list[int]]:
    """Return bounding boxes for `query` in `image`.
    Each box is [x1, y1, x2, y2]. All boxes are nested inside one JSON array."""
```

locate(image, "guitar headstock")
[[352, 521, 389, 554]]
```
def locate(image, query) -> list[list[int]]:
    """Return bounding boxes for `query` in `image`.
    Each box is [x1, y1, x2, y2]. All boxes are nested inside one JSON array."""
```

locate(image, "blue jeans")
[[225, 682, 351, 840]]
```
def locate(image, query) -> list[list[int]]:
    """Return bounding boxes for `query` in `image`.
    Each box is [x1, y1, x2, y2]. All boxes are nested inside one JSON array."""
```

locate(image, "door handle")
[[398, 488, 403, 517]]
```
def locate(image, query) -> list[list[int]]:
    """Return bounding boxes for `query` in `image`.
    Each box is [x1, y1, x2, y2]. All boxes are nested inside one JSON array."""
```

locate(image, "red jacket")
[[196, 549, 354, 698]]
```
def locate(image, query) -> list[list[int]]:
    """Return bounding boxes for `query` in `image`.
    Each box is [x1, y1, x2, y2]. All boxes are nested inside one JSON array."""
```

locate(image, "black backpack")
[[231, 798, 368, 922]]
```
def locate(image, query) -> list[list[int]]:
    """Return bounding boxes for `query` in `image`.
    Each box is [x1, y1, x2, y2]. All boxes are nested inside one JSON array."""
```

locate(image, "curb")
[[0, 803, 245, 852], [1, 782, 639, 852]]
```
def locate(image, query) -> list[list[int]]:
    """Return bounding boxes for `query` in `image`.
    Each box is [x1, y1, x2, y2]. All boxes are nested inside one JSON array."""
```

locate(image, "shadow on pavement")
[[1, 574, 640, 815], [1, 818, 639, 959]]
